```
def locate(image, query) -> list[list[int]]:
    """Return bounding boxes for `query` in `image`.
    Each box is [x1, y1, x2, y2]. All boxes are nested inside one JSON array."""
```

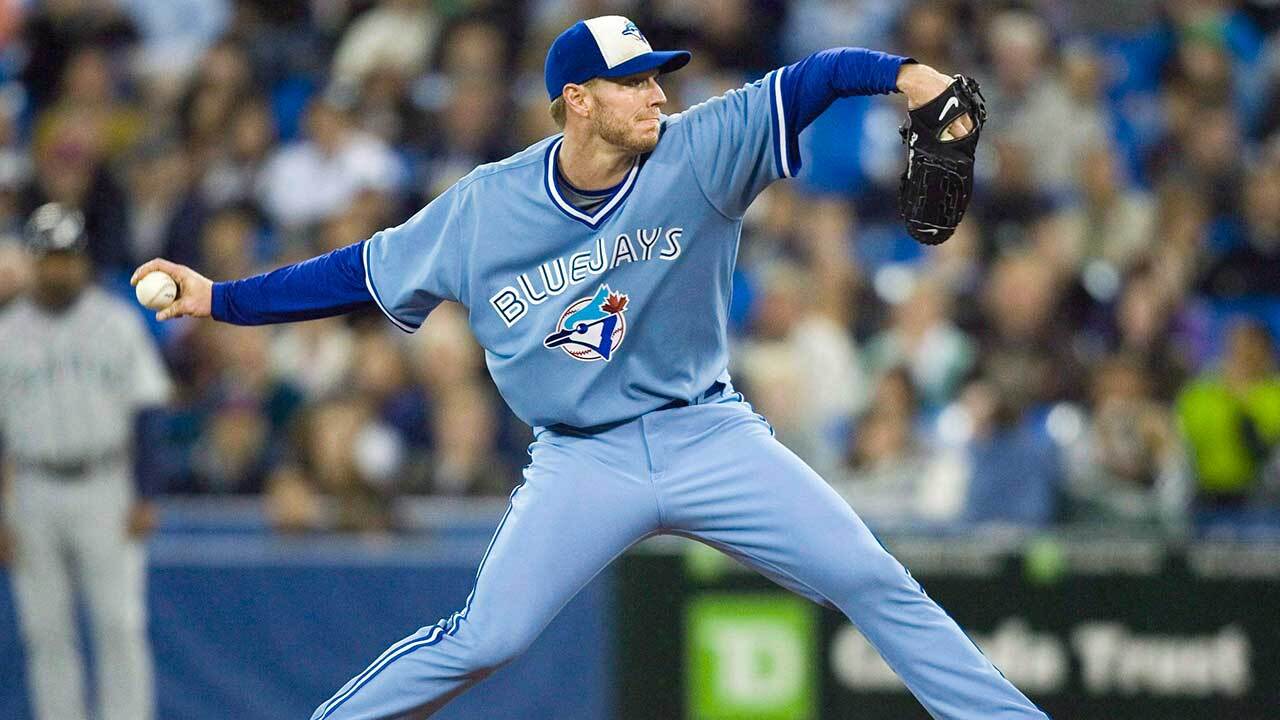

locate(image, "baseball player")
[[133, 16, 1047, 720], [0, 203, 173, 720]]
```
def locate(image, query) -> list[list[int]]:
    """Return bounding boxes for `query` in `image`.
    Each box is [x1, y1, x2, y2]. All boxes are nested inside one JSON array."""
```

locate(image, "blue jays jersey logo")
[[621, 21, 646, 43], [543, 284, 629, 362]]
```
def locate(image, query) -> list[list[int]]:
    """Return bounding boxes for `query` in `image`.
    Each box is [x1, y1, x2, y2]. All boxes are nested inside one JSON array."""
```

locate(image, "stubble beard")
[[592, 106, 659, 155]]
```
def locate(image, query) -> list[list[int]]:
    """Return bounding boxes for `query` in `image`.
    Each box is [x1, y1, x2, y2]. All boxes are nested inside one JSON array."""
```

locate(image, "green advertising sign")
[[686, 594, 816, 720], [616, 536, 1280, 720]]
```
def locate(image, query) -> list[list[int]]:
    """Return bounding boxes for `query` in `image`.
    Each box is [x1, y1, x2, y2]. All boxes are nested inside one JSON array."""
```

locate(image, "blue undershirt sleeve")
[[776, 47, 912, 172], [210, 241, 373, 325]]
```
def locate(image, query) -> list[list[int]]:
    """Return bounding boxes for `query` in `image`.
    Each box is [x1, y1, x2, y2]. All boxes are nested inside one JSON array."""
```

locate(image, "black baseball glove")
[[897, 75, 987, 245]]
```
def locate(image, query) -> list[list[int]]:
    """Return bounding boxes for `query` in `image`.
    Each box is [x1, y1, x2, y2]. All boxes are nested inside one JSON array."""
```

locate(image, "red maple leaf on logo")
[[602, 292, 628, 314]]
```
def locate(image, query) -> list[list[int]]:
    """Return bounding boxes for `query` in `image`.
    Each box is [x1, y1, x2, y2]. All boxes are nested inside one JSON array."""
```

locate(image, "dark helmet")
[[24, 202, 87, 255]]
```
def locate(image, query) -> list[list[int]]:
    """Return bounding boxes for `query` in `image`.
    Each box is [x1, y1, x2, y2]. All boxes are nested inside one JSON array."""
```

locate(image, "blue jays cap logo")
[[620, 20, 646, 43], [543, 284, 629, 362]]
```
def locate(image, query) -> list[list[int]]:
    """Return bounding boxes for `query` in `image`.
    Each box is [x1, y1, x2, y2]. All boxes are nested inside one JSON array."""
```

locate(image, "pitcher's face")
[[587, 70, 666, 154]]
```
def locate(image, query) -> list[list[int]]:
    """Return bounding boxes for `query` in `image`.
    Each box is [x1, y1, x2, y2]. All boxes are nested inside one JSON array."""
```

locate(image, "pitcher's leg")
[[312, 436, 659, 720], [661, 408, 1048, 720]]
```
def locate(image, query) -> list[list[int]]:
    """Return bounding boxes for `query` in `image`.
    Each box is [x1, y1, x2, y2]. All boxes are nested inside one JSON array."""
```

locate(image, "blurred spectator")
[[736, 261, 867, 471], [684, 0, 786, 75], [1144, 78, 1198, 184], [348, 320, 419, 427], [865, 274, 975, 409], [227, 0, 329, 89], [351, 63, 430, 148], [797, 195, 861, 330], [1177, 320, 1280, 509], [895, 1, 965, 69], [277, 393, 398, 532], [981, 10, 1108, 195], [410, 302, 487, 394], [1112, 266, 1191, 398], [317, 201, 386, 256], [979, 252, 1082, 413], [1200, 153, 1280, 298], [179, 39, 257, 167], [1173, 105, 1246, 221], [123, 136, 206, 267], [332, 0, 441, 89], [420, 77, 511, 197], [198, 204, 261, 281], [950, 378, 1061, 527], [27, 118, 130, 274], [738, 183, 807, 272], [1163, 2, 1268, 130], [20, 0, 139, 110], [783, 0, 899, 57], [1146, 180, 1206, 297], [1064, 355, 1191, 528], [832, 367, 940, 523], [121, 0, 232, 105], [736, 342, 825, 466], [420, 382, 511, 496], [173, 323, 303, 494], [270, 316, 358, 400], [199, 96, 277, 208], [436, 14, 511, 80], [971, 140, 1054, 258], [1051, 144, 1157, 282], [256, 92, 404, 235], [33, 45, 146, 163]]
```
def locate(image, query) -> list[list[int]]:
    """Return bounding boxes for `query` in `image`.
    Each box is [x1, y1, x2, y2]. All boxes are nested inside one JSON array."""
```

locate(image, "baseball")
[[135, 270, 178, 311]]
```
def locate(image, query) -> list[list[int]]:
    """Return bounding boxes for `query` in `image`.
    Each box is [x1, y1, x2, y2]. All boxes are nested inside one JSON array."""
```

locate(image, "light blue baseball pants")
[[311, 388, 1048, 720]]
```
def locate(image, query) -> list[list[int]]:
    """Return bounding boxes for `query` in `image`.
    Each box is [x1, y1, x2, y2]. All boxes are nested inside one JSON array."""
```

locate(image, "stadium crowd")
[[2, 0, 1280, 535]]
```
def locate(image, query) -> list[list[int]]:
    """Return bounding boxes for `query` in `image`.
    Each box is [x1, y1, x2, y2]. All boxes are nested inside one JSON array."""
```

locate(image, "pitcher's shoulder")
[[457, 137, 559, 192]]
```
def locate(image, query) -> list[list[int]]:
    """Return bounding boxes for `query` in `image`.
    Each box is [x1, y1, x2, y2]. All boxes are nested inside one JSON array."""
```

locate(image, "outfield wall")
[[2, 502, 1278, 719]]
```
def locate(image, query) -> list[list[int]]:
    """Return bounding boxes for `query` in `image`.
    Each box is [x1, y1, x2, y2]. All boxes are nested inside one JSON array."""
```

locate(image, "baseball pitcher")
[[133, 16, 1041, 720]]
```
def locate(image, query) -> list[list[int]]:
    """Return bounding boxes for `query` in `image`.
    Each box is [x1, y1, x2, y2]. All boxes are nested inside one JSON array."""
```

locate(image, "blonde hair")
[[549, 97, 566, 129], [548, 79, 599, 129]]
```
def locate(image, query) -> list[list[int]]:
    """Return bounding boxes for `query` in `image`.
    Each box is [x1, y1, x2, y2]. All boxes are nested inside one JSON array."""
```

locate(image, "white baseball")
[[135, 270, 178, 310]]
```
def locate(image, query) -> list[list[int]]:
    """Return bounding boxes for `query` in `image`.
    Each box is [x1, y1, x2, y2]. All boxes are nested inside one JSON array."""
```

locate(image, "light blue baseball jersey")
[[363, 70, 801, 430]]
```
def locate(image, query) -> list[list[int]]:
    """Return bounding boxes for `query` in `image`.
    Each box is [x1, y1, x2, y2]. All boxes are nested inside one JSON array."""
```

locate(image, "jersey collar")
[[543, 137, 640, 229]]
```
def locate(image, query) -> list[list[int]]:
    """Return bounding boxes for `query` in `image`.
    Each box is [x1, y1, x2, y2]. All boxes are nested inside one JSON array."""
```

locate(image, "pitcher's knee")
[[466, 628, 536, 672], [846, 551, 915, 597]]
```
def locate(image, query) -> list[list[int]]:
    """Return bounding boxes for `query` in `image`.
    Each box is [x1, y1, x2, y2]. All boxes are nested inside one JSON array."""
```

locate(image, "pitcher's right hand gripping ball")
[[898, 75, 986, 245]]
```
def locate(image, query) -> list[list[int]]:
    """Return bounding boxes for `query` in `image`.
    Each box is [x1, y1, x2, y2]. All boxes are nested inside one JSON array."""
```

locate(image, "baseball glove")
[[898, 75, 986, 245]]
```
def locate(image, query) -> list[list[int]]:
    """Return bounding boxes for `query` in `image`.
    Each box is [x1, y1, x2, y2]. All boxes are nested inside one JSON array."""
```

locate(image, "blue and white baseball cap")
[[545, 16, 691, 100]]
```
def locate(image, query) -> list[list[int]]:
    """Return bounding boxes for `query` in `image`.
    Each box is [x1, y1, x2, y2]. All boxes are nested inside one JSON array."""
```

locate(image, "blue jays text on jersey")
[[488, 225, 682, 328]]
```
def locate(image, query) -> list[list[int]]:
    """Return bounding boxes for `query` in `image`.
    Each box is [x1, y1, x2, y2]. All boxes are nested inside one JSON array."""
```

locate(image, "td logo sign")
[[687, 594, 816, 719]]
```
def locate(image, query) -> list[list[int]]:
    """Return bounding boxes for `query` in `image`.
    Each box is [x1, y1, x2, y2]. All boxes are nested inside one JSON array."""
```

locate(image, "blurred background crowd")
[[1, 0, 1279, 537]]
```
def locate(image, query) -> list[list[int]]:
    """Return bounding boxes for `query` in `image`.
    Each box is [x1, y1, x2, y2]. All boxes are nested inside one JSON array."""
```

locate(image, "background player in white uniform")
[[133, 16, 1048, 720], [0, 204, 173, 720]]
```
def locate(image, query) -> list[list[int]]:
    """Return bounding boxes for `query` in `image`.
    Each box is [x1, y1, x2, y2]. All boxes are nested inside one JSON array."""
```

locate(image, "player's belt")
[[14, 450, 129, 480], [656, 381, 726, 412], [550, 381, 727, 435]]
